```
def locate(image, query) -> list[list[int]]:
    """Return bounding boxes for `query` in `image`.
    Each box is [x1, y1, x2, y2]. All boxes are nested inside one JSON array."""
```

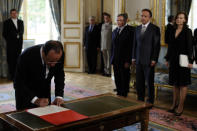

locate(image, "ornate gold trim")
[[121, 0, 125, 13], [63, 0, 80, 24], [161, 0, 166, 46], [64, 27, 80, 39], [156, 0, 159, 25], [64, 42, 81, 68], [112, 0, 115, 23], [153, 0, 156, 24], [151, 0, 166, 46], [97, 0, 101, 23]]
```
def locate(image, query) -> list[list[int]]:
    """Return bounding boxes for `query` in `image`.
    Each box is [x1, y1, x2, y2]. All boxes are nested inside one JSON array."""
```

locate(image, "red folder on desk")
[[26, 105, 88, 125]]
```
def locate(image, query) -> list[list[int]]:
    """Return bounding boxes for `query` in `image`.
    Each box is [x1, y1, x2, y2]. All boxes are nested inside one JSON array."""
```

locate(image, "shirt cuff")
[[31, 96, 38, 104], [56, 96, 63, 100]]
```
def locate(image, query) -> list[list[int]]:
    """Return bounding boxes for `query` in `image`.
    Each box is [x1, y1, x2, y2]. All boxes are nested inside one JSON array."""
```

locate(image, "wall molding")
[[64, 42, 81, 68], [64, 27, 80, 39], [63, 0, 80, 24]]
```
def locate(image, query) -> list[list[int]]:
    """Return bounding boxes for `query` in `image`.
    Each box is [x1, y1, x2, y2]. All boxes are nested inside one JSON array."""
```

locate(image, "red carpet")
[[150, 108, 197, 131]]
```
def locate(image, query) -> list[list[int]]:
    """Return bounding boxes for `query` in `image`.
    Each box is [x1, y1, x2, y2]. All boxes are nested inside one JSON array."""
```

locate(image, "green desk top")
[[6, 95, 139, 130], [62, 96, 138, 116], [7, 112, 53, 130]]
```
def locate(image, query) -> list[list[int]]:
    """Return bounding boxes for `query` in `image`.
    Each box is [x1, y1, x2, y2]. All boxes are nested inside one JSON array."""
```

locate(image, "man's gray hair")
[[89, 16, 96, 20]]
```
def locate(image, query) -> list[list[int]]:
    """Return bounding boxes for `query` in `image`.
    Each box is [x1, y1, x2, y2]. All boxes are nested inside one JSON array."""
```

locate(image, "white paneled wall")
[[61, 0, 83, 72]]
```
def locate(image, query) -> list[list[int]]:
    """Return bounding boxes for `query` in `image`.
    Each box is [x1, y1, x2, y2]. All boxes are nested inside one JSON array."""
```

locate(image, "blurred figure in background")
[[165, 15, 174, 44], [100, 13, 112, 77], [84, 16, 100, 74], [3, 9, 24, 80]]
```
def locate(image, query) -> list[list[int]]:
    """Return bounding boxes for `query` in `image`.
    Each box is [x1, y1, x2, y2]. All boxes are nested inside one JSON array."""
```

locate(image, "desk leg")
[[140, 109, 149, 131]]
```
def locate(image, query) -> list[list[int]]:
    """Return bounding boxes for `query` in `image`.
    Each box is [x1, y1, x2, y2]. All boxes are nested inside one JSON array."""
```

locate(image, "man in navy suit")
[[111, 14, 135, 97], [3, 9, 24, 80], [84, 16, 100, 74], [132, 9, 160, 104]]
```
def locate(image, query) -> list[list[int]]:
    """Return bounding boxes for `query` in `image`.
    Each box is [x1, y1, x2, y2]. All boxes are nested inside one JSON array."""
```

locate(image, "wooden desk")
[[0, 94, 152, 131]]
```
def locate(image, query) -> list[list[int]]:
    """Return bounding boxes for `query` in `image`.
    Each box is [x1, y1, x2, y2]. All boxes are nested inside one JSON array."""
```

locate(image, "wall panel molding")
[[64, 42, 81, 68], [64, 0, 80, 24], [64, 27, 80, 39]]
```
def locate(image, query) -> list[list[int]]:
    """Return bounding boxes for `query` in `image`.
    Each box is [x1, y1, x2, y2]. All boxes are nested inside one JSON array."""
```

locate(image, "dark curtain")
[[178, 0, 192, 15], [49, 0, 61, 40], [0, 0, 23, 78]]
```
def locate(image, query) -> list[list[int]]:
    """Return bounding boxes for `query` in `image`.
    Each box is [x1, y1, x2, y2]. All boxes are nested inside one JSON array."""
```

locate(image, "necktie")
[[89, 25, 93, 32], [117, 28, 120, 34], [141, 25, 146, 35]]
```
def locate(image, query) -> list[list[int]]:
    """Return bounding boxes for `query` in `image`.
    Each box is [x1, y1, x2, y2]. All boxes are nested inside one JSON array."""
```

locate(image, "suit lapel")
[[17, 20, 20, 31], [138, 25, 143, 41], [140, 23, 152, 41], [119, 25, 127, 37], [38, 46, 47, 79], [143, 23, 151, 37]]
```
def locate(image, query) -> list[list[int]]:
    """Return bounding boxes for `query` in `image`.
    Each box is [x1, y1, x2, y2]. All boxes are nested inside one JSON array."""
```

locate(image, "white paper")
[[179, 54, 197, 68], [27, 105, 69, 116]]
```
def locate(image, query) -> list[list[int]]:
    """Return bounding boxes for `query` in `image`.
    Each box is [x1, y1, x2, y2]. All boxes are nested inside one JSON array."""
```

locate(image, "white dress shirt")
[[11, 18, 18, 29], [118, 24, 127, 34], [141, 21, 150, 32]]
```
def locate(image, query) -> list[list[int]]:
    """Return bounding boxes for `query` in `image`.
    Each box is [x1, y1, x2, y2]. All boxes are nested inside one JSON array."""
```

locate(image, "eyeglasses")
[[47, 61, 61, 64]]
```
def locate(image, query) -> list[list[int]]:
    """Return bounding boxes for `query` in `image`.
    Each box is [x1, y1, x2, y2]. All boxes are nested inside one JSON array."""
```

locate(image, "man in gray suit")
[[100, 13, 112, 76], [132, 9, 160, 104]]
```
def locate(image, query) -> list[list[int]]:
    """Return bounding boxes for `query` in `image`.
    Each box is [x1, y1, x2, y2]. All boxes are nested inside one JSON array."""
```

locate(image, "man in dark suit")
[[84, 16, 100, 74], [194, 28, 197, 62], [111, 14, 135, 97], [194, 28, 197, 44], [3, 9, 24, 80], [132, 9, 160, 104], [14, 40, 65, 110], [165, 15, 174, 44], [98, 12, 106, 74]]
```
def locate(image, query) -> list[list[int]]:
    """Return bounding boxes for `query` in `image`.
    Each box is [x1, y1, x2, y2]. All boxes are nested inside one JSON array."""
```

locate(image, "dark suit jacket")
[[3, 18, 24, 52], [133, 23, 161, 65], [194, 28, 197, 45], [111, 25, 135, 65], [195, 28, 197, 37], [165, 23, 174, 44], [83, 25, 100, 50], [165, 27, 193, 64], [194, 29, 197, 62], [14, 45, 65, 110]]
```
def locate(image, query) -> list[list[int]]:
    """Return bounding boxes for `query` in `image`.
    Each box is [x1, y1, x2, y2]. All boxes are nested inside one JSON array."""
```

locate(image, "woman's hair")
[[174, 11, 188, 29]]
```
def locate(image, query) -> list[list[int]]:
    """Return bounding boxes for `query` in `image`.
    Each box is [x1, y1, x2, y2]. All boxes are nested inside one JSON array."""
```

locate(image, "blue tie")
[[117, 28, 120, 34], [89, 25, 93, 32]]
